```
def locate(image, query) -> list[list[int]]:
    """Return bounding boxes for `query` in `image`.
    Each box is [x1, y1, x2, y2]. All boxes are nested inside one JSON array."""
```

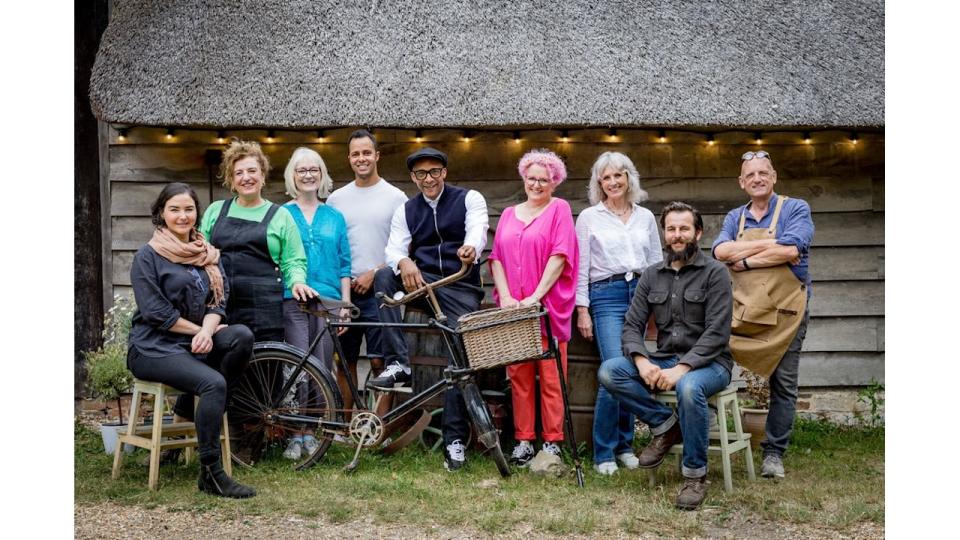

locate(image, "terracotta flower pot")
[[740, 408, 768, 448]]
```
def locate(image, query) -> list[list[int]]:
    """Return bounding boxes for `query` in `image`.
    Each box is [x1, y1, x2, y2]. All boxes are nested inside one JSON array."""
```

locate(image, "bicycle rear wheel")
[[228, 343, 343, 470], [461, 381, 511, 477]]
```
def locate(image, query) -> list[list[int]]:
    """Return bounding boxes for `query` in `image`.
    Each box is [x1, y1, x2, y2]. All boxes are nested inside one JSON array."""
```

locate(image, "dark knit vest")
[[404, 184, 481, 286]]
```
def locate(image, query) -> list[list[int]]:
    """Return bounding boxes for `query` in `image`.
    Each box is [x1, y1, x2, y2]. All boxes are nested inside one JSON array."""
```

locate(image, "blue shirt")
[[712, 193, 814, 292], [283, 203, 351, 300]]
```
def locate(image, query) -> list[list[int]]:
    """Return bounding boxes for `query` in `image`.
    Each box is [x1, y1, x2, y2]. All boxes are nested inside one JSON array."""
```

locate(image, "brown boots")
[[675, 475, 707, 510], [637, 421, 682, 468]]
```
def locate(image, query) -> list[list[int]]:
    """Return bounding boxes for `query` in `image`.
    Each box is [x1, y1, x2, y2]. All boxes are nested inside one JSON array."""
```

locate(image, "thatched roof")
[[90, 0, 884, 129]]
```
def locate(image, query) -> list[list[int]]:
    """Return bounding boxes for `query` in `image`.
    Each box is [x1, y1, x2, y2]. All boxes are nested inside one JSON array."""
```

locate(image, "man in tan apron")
[[712, 151, 815, 479]]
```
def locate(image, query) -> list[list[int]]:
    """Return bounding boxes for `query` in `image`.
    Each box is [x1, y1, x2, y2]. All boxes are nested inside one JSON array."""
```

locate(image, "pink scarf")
[[148, 228, 225, 307]]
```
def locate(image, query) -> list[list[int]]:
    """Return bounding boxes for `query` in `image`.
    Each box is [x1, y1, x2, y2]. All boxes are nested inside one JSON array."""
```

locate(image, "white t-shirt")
[[327, 178, 408, 276]]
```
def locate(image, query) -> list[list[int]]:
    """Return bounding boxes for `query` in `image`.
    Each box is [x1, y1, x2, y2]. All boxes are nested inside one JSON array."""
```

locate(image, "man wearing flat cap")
[[369, 146, 489, 471]]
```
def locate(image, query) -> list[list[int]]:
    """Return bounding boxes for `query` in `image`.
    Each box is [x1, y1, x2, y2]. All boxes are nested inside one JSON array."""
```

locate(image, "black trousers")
[[374, 267, 483, 446], [127, 325, 254, 460]]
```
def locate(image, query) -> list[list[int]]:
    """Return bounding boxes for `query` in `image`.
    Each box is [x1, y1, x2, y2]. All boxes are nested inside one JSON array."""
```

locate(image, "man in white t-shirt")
[[326, 129, 408, 409]]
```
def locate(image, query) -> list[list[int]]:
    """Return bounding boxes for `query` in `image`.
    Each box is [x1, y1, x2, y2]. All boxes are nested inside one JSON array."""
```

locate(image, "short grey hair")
[[587, 151, 648, 206], [284, 147, 333, 198]]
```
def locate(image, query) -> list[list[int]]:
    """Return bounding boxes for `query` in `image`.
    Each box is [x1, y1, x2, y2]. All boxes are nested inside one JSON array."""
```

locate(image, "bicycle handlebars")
[[375, 259, 473, 308], [297, 296, 361, 320]]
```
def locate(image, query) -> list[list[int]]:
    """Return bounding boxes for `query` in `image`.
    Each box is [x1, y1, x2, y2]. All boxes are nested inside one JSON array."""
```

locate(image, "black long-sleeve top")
[[128, 244, 228, 357], [621, 251, 733, 372]]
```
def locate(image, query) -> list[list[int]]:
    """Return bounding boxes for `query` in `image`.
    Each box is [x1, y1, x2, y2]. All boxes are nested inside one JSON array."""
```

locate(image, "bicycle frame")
[[268, 261, 479, 434], [254, 260, 584, 485]]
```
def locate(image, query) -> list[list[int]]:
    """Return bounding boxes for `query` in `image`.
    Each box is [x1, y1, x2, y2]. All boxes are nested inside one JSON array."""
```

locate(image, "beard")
[[664, 239, 700, 265]]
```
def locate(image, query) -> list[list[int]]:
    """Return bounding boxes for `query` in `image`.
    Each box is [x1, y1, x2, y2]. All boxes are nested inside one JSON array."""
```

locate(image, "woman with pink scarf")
[[127, 182, 256, 498], [489, 149, 579, 467]]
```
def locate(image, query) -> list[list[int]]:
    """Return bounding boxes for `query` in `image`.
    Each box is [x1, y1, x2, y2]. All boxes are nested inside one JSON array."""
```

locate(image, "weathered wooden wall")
[[105, 126, 885, 437]]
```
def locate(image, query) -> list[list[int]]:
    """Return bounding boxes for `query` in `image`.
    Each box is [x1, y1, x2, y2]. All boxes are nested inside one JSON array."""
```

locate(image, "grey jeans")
[[761, 309, 810, 458], [283, 298, 334, 372]]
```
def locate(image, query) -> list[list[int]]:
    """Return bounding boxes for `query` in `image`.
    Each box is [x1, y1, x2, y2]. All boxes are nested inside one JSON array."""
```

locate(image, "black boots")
[[198, 460, 256, 499]]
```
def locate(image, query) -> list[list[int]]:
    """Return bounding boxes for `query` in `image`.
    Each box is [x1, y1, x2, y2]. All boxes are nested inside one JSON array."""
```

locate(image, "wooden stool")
[[646, 384, 755, 493], [111, 379, 232, 491]]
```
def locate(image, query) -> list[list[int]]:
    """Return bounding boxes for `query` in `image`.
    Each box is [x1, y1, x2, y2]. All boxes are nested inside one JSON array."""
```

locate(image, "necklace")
[[605, 202, 632, 217]]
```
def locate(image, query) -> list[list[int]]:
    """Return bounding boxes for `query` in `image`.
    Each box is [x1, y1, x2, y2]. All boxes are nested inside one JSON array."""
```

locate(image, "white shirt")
[[326, 178, 408, 276], [384, 186, 489, 274], [575, 202, 663, 307]]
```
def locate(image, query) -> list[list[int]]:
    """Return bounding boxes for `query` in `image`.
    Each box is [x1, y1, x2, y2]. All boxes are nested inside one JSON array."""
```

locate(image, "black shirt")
[[128, 244, 228, 357], [621, 250, 733, 372]]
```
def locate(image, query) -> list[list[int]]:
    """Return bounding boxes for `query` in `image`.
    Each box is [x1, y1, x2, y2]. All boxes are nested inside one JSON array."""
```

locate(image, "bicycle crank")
[[344, 412, 384, 473]]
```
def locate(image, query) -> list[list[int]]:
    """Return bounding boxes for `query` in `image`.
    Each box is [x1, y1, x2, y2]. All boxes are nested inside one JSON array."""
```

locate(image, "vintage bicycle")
[[225, 261, 584, 485]]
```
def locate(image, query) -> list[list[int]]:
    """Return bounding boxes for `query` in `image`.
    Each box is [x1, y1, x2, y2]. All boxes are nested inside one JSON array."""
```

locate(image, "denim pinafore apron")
[[210, 198, 284, 341]]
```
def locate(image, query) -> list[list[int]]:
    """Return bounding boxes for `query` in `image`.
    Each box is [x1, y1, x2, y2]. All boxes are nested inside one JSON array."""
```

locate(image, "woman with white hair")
[[280, 146, 352, 460], [575, 151, 663, 475]]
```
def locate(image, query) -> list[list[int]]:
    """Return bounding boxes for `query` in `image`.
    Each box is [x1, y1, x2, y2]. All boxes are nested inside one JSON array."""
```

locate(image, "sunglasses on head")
[[741, 151, 771, 161]]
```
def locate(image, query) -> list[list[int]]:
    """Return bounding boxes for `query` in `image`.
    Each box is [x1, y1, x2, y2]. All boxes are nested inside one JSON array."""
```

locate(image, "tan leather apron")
[[728, 196, 807, 377]]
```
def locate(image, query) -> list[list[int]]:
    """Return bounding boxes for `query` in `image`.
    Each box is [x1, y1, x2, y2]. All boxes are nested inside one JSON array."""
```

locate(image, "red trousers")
[[507, 337, 568, 442]]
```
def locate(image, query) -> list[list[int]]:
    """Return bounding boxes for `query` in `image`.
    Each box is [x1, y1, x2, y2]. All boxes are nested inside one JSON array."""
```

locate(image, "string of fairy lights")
[[113, 126, 870, 146]]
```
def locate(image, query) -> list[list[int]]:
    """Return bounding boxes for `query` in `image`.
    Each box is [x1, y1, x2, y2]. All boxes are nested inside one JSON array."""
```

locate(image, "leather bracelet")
[[742, 257, 750, 270]]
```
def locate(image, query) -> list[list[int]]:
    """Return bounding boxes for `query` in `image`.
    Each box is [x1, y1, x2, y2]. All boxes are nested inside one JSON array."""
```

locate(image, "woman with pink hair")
[[489, 149, 579, 467]]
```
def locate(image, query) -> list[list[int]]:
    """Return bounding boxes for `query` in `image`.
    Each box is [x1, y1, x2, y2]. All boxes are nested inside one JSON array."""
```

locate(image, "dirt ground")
[[75, 501, 883, 539]]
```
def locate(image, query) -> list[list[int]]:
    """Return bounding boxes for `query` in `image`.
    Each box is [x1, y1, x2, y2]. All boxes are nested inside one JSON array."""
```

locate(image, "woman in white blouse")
[[575, 151, 663, 475]]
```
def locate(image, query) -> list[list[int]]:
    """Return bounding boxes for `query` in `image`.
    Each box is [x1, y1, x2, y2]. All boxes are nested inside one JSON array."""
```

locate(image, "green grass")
[[75, 417, 884, 537]]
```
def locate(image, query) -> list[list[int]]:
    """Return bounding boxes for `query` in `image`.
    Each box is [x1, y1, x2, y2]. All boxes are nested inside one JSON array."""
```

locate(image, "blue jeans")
[[598, 355, 731, 478], [588, 278, 638, 464], [338, 290, 383, 364]]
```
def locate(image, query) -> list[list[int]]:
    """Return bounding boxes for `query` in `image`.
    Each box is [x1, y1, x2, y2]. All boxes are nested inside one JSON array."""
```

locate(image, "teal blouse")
[[283, 202, 351, 300]]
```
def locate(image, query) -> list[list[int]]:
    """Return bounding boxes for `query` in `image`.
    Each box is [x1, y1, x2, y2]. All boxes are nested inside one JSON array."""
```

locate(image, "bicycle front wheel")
[[461, 381, 511, 478], [228, 342, 343, 470]]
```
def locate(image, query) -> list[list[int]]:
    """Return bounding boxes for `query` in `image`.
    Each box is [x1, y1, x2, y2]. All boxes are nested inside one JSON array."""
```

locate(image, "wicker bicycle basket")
[[457, 304, 544, 370]]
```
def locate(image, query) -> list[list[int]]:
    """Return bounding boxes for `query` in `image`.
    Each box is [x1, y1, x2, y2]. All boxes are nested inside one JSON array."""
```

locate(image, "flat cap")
[[406, 147, 448, 170]]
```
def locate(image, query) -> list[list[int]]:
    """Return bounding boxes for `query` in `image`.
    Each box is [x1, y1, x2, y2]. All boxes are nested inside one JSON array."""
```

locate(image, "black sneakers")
[[509, 440, 535, 467], [366, 363, 412, 389], [444, 439, 467, 472]]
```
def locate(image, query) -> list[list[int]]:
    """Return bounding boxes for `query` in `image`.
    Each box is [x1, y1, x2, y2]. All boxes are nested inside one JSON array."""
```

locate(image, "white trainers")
[[761, 454, 785, 478], [283, 439, 303, 460], [594, 461, 619, 475], [303, 436, 319, 456], [444, 439, 467, 471], [616, 451, 640, 470], [542, 441, 562, 458], [509, 440, 535, 467]]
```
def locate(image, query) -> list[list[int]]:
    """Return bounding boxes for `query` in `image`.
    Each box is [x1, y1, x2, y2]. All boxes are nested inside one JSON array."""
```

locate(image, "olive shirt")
[[621, 250, 734, 373], [199, 198, 307, 288]]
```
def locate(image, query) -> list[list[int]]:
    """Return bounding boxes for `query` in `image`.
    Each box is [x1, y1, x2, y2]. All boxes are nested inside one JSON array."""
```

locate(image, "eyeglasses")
[[295, 167, 322, 177], [524, 177, 552, 187], [412, 167, 444, 180], [741, 151, 771, 161]]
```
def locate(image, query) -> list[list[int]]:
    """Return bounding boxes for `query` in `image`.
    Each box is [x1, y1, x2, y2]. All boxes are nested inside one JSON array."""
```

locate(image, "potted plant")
[[739, 369, 769, 448], [85, 295, 137, 454]]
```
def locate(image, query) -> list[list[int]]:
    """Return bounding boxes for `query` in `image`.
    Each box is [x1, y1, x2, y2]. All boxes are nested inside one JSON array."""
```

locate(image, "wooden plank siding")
[[106, 128, 885, 392]]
